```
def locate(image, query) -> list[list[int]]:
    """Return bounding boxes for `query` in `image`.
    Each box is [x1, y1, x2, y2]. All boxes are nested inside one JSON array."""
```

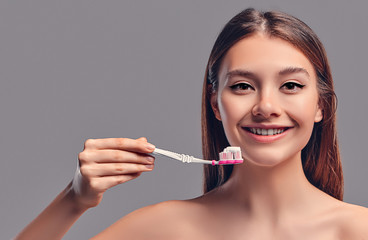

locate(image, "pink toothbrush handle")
[[211, 159, 244, 165]]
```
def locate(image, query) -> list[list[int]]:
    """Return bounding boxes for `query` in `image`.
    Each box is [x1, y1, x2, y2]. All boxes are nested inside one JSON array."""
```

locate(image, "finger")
[[136, 137, 148, 143], [79, 149, 155, 164], [89, 173, 142, 191], [84, 138, 155, 153], [81, 163, 154, 177]]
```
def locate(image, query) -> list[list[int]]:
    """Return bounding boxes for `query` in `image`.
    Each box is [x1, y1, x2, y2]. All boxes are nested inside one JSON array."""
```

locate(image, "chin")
[[242, 149, 300, 168], [245, 157, 285, 168]]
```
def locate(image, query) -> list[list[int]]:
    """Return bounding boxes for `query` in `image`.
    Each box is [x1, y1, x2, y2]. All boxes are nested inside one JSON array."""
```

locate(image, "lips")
[[241, 126, 292, 143], [244, 127, 290, 136]]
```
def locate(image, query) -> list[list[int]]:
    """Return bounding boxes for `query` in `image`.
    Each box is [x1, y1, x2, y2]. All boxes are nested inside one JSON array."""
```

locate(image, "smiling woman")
[[15, 8, 368, 240], [203, 9, 341, 200]]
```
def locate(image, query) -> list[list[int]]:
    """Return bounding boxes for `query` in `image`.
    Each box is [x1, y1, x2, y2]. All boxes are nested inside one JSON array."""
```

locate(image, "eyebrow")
[[225, 69, 258, 80], [225, 66, 310, 81], [278, 67, 310, 78]]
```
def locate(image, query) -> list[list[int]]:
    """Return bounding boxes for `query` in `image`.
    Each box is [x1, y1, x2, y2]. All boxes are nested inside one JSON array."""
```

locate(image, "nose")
[[251, 91, 282, 119]]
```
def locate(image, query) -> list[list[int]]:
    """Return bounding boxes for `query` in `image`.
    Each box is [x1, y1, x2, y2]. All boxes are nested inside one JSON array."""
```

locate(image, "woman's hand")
[[72, 137, 155, 209], [14, 137, 155, 240]]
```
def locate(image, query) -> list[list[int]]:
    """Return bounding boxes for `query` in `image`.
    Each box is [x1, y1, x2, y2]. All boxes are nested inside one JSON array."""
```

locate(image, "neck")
[[220, 153, 322, 222]]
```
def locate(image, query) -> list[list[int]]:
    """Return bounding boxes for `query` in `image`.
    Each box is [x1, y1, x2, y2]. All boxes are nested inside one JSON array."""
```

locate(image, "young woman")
[[16, 8, 368, 240]]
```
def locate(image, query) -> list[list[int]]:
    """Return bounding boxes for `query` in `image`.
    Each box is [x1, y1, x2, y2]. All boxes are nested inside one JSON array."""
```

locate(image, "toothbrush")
[[150, 146, 243, 165]]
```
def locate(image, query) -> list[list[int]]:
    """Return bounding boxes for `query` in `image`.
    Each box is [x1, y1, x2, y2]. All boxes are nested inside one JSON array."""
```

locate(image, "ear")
[[210, 92, 222, 121], [314, 105, 323, 123]]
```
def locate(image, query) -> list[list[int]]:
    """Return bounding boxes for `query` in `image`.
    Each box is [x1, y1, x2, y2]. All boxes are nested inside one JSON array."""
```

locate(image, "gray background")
[[1, 0, 367, 239]]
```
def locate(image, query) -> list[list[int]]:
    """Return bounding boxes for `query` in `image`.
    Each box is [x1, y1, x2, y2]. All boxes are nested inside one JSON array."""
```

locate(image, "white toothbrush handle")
[[150, 148, 213, 164]]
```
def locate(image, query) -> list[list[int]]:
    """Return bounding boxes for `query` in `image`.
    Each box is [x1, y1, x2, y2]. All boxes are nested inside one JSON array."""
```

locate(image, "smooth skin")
[[16, 34, 368, 240]]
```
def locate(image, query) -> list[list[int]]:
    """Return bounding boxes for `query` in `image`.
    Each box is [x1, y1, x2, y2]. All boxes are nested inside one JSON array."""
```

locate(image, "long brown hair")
[[201, 8, 343, 200]]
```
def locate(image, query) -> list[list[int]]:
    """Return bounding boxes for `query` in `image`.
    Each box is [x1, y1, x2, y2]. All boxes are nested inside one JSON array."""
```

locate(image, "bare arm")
[[15, 137, 155, 240], [15, 182, 87, 240]]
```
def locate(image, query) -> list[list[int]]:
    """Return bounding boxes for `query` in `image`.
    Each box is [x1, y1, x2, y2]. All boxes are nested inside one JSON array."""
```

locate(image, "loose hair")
[[201, 8, 343, 200]]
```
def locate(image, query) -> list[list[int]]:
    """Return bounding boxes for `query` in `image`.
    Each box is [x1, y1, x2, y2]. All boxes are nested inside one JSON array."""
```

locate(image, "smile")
[[242, 126, 291, 143], [247, 127, 287, 136]]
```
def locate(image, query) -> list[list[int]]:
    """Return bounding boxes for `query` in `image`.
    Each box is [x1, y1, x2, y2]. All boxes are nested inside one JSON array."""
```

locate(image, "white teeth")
[[249, 128, 285, 136]]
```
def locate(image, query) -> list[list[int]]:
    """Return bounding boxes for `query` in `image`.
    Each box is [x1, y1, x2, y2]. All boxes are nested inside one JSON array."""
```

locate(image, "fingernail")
[[145, 164, 154, 169], [146, 143, 155, 151], [146, 156, 155, 163]]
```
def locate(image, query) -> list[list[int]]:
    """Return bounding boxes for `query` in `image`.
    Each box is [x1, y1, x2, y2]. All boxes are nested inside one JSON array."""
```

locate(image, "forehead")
[[219, 33, 316, 80]]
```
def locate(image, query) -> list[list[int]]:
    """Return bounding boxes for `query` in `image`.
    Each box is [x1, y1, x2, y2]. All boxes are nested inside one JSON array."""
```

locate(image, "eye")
[[229, 82, 254, 92], [281, 82, 305, 92]]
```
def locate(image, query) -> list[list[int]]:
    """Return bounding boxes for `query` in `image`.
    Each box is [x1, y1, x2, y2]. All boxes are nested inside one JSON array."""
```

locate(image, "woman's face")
[[212, 34, 322, 166]]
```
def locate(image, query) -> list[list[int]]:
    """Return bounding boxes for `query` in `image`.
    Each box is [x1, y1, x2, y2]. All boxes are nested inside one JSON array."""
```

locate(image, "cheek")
[[284, 95, 319, 134], [218, 92, 251, 124]]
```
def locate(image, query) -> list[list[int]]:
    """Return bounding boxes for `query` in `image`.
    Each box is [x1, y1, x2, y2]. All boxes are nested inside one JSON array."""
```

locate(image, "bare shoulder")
[[335, 201, 368, 239], [91, 198, 207, 240]]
